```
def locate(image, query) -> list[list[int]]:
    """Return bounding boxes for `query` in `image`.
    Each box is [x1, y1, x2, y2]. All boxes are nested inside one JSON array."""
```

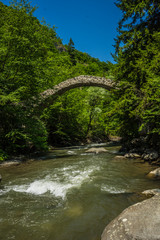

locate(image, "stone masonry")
[[40, 75, 116, 100]]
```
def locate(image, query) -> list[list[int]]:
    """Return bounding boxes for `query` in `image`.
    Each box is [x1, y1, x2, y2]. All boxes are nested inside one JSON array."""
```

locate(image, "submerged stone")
[[85, 147, 108, 154]]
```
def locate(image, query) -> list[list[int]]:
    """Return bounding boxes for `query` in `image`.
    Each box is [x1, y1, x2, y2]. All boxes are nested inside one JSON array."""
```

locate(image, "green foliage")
[[42, 87, 108, 145], [0, 149, 8, 161], [110, 0, 160, 145], [0, 0, 111, 157], [9, 0, 37, 15], [115, 0, 160, 87], [2, 0, 160, 157], [67, 37, 76, 65], [0, 101, 48, 154], [2, 0, 160, 156], [137, 77, 160, 139]]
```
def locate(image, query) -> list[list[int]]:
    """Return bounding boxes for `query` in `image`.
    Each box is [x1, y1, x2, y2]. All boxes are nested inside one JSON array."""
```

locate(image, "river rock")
[[0, 161, 20, 168], [150, 159, 160, 165], [85, 147, 108, 154], [114, 155, 126, 159], [142, 189, 160, 196], [108, 135, 122, 142], [124, 153, 141, 158], [142, 151, 159, 161], [147, 167, 160, 179], [101, 195, 160, 240], [0, 174, 2, 182]]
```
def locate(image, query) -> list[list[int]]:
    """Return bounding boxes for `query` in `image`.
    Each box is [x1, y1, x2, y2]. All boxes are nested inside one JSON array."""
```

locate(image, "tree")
[[9, 0, 37, 15], [0, 1, 51, 155], [67, 38, 76, 65], [111, 0, 160, 145], [115, 0, 160, 87]]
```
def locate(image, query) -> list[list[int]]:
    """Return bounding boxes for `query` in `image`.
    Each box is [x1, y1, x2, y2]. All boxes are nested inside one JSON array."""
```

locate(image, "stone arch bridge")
[[40, 75, 116, 101]]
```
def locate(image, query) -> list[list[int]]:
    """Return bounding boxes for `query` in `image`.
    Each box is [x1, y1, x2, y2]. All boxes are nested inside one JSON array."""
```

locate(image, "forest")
[[0, 0, 160, 160]]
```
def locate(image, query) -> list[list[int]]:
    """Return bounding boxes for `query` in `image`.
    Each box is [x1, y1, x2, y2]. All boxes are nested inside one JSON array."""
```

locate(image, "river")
[[0, 143, 159, 240]]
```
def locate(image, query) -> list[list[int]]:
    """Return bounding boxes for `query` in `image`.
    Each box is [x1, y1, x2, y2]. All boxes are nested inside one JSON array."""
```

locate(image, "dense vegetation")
[[0, 0, 113, 160], [0, 0, 160, 160], [110, 0, 160, 151]]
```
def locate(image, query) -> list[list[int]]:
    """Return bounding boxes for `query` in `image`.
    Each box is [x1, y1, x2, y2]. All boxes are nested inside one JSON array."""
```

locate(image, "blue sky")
[[2, 0, 122, 62]]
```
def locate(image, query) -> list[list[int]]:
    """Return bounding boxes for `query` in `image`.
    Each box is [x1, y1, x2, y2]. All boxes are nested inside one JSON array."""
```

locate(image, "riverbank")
[[119, 136, 160, 165], [0, 140, 116, 168], [1, 137, 160, 169]]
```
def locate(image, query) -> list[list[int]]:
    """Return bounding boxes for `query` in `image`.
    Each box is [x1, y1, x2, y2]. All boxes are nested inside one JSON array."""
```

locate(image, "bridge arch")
[[40, 75, 115, 100]]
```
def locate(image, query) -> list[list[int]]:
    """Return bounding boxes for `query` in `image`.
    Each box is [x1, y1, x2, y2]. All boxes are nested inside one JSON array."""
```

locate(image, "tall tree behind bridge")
[[110, 0, 160, 146], [68, 38, 76, 65]]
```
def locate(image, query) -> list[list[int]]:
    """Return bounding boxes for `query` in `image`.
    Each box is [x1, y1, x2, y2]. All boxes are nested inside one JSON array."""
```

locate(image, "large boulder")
[[101, 195, 160, 240], [85, 147, 108, 154]]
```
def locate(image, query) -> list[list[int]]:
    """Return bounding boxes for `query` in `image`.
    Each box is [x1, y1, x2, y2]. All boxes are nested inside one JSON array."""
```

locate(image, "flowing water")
[[0, 143, 159, 240]]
